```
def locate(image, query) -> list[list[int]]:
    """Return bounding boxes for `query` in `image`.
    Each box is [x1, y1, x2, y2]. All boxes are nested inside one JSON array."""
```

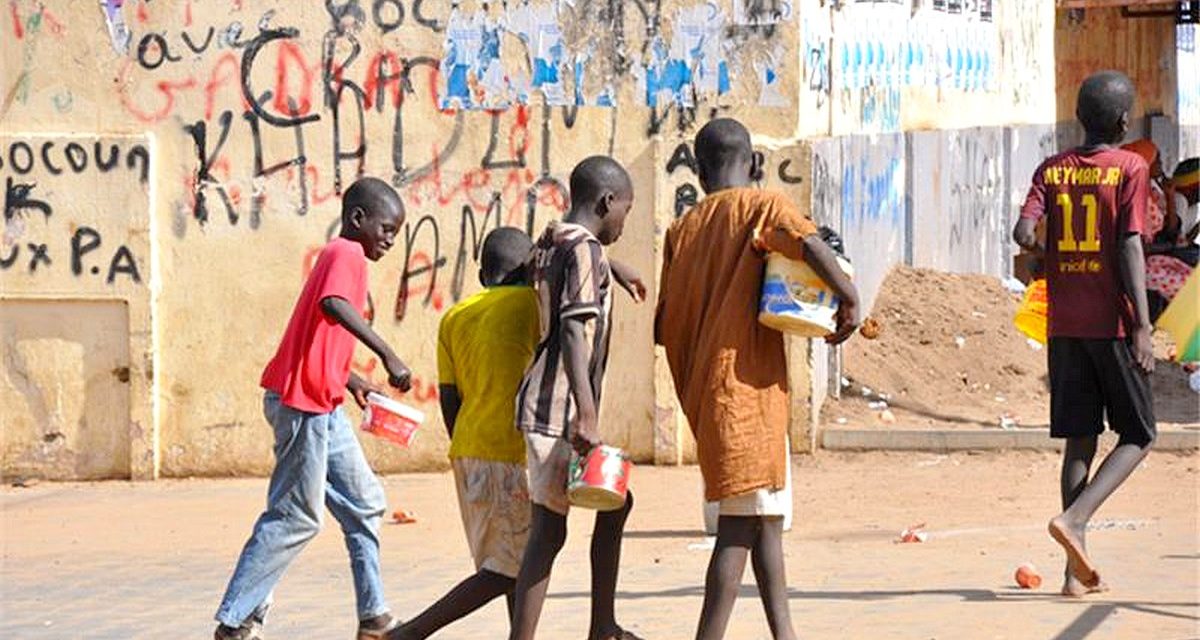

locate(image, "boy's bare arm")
[[321, 295, 413, 390], [438, 384, 462, 438], [1117, 234, 1155, 374], [562, 316, 599, 454], [801, 235, 861, 345], [1013, 218, 1041, 252], [609, 258, 646, 303]]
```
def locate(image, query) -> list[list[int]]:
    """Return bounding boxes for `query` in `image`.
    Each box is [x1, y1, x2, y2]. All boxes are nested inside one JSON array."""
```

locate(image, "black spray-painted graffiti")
[[776, 158, 804, 184], [4, 177, 51, 221], [664, 141, 804, 216], [0, 140, 149, 184], [0, 222, 141, 284], [1, 141, 148, 284]]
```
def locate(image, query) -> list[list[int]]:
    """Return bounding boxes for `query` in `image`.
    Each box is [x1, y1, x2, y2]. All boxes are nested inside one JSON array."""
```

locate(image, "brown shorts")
[[451, 457, 531, 578]]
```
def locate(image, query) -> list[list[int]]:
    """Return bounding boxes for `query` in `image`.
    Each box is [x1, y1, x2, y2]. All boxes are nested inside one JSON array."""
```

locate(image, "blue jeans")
[[215, 392, 389, 627]]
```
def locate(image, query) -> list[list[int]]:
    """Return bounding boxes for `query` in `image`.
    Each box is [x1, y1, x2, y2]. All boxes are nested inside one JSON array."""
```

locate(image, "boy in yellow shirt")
[[389, 228, 539, 639]]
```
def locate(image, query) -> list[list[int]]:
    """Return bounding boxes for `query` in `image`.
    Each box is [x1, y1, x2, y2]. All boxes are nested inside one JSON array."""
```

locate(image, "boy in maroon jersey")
[[1013, 71, 1156, 597]]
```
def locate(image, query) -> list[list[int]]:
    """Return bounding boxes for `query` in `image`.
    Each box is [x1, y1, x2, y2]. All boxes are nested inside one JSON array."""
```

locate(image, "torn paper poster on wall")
[[440, 7, 532, 110], [733, 0, 793, 26], [573, 50, 615, 107], [439, 1, 614, 109], [441, 10, 484, 109], [99, 0, 131, 55], [508, 1, 572, 106], [635, 4, 731, 109], [476, 15, 512, 107], [756, 44, 788, 107]]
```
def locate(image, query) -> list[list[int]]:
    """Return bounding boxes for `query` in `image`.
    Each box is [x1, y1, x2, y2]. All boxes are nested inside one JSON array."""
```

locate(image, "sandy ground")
[[828, 267, 1200, 431], [2, 449, 1197, 639]]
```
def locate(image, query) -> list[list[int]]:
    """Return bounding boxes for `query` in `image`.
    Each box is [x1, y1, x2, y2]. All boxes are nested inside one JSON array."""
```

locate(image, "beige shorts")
[[451, 457, 531, 578], [524, 432, 573, 515]]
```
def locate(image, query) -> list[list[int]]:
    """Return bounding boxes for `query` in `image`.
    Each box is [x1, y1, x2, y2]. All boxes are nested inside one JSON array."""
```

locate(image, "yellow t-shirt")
[[438, 286, 539, 463]]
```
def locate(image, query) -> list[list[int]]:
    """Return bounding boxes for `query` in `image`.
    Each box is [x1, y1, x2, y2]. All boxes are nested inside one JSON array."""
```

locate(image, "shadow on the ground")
[[1051, 601, 1200, 639], [623, 530, 707, 540], [548, 585, 1200, 620]]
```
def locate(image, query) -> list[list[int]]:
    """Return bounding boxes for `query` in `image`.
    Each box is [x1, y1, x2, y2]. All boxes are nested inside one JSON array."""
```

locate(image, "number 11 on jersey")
[[1056, 193, 1101, 253]]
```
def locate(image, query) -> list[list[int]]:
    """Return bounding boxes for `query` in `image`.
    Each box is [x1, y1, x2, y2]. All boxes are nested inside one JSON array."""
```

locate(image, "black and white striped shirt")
[[515, 222, 613, 438]]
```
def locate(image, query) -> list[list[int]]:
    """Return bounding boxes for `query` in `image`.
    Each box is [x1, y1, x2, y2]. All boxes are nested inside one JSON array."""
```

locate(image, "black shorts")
[[1048, 337, 1156, 446]]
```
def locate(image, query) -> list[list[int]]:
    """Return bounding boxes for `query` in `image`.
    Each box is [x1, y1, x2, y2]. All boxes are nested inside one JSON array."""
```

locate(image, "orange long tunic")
[[655, 188, 818, 502]]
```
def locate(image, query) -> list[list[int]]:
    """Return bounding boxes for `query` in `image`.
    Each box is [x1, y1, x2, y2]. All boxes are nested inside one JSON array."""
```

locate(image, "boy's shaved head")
[[1076, 71, 1134, 139], [342, 176, 403, 222], [695, 118, 753, 170], [480, 227, 533, 286], [340, 177, 404, 261], [694, 118, 762, 193], [569, 155, 633, 205], [567, 155, 635, 245]]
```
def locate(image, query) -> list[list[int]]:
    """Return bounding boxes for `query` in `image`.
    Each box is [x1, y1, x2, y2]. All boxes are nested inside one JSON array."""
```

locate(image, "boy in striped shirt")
[[509, 156, 642, 640]]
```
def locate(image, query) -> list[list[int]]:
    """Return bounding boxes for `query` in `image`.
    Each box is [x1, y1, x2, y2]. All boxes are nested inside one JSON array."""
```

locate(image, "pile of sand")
[[825, 266, 1198, 429]]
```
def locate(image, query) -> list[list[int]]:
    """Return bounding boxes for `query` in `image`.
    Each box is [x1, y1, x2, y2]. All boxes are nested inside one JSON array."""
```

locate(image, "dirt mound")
[[825, 266, 1198, 430]]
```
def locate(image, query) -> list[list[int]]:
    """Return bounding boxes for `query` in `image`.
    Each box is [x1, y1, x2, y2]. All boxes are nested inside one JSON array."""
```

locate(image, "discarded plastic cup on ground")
[[897, 523, 928, 543], [1014, 562, 1042, 589], [361, 392, 424, 447]]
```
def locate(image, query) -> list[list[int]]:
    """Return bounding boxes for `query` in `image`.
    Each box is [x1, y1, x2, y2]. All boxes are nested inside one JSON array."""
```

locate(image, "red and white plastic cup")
[[361, 392, 424, 447]]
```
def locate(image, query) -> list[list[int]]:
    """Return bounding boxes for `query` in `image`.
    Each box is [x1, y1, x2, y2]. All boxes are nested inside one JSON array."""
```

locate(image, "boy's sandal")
[[356, 613, 401, 640]]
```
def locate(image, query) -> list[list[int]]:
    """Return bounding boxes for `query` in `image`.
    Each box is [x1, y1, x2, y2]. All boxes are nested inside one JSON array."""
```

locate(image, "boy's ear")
[[348, 205, 367, 229], [478, 268, 486, 288], [750, 151, 766, 182], [597, 191, 615, 217]]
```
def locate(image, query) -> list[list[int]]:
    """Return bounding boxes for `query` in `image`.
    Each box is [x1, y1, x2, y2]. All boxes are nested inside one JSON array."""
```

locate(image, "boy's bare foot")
[[1061, 574, 1110, 597], [1048, 516, 1101, 588]]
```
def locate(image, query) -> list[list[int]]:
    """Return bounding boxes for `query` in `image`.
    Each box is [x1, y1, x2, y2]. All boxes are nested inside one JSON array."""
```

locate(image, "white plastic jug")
[[759, 253, 854, 337]]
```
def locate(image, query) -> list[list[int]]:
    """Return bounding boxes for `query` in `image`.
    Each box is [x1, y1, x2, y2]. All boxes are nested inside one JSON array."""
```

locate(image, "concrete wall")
[[2, 0, 1061, 479], [1178, 23, 1200, 161], [0, 135, 154, 479]]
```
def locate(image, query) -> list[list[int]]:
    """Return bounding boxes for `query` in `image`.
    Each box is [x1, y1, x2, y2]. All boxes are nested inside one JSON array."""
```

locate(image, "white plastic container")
[[361, 392, 425, 447], [759, 253, 854, 337]]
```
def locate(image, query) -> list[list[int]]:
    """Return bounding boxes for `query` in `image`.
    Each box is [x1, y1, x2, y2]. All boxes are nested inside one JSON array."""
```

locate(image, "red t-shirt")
[[261, 238, 368, 413], [1020, 147, 1148, 338]]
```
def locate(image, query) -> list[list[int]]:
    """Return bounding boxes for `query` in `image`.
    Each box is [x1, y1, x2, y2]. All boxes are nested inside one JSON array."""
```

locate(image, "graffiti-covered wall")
[[2, 0, 1061, 479]]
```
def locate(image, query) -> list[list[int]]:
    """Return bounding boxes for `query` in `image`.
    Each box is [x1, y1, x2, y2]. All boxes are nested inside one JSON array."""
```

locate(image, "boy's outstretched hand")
[[384, 355, 414, 392], [610, 259, 647, 303], [1131, 326, 1155, 374]]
